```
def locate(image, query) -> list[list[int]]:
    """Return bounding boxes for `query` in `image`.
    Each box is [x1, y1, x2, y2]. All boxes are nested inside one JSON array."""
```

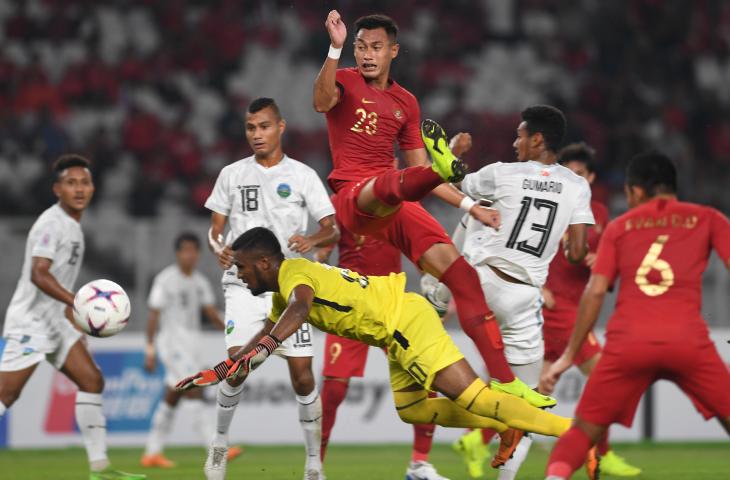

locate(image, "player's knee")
[[0, 385, 21, 408], [76, 366, 104, 393], [291, 370, 316, 396]]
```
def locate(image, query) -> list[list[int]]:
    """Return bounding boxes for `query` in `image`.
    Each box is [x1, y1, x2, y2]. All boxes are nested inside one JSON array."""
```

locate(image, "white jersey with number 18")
[[461, 160, 594, 287]]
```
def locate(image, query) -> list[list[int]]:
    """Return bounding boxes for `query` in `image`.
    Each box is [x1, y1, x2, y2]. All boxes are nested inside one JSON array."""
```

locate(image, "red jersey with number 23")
[[326, 68, 424, 188], [593, 198, 730, 344]]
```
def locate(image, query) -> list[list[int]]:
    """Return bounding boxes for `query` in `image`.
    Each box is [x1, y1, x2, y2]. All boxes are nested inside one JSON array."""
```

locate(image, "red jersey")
[[593, 198, 730, 343], [326, 68, 424, 189], [336, 219, 402, 276], [545, 200, 610, 306]]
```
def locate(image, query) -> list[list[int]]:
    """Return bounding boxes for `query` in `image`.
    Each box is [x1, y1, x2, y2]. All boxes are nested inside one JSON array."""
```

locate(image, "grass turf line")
[[0, 442, 727, 479]]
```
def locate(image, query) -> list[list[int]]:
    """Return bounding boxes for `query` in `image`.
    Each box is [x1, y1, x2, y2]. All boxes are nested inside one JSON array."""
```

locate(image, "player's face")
[[245, 107, 285, 158], [176, 241, 200, 271], [563, 160, 596, 185], [354, 28, 399, 80], [513, 122, 534, 162], [234, 250, 273, 296], [53, 166, 94, 213]]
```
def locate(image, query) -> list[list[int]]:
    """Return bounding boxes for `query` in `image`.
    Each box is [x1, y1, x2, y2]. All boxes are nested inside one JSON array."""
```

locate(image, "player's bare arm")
[[288, 214, 340, 254], [144, 309, 161, 372], [540, 273, 610, 394], [202, 304, 226, 331], [209, 212, 233, 269], [564, 223, 589, 264], [313, 10, 346, 112], [30, 257, 75, 306]]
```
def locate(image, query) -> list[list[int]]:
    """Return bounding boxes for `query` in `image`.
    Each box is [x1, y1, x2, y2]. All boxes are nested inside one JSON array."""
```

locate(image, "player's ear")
[[390, 42, 399, 59], [52, 180, 61, 199], [278, 118, 286, 134], [587, 172, 596, 185]]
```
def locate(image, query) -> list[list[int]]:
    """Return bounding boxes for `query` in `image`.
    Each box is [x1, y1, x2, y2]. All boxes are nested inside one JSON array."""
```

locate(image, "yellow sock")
[[393, 390, 508, 432], [454, 379, 571, 437]]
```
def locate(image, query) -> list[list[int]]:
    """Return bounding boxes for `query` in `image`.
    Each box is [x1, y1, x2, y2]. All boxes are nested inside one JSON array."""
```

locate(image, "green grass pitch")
[[0, 442, 727, 479]]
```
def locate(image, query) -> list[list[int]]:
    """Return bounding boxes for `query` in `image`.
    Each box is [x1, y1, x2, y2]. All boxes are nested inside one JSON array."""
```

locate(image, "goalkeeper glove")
[[227, 334, 281, 381], [175, 358, 234, 391]]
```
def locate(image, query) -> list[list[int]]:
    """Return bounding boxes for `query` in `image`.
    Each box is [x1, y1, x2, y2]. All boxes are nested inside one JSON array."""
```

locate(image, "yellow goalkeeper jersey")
[[269, 258, 406, 347]]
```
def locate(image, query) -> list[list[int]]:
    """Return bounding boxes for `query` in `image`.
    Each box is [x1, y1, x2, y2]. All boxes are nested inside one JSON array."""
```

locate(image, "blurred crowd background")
[[1, 0, 729, 328]]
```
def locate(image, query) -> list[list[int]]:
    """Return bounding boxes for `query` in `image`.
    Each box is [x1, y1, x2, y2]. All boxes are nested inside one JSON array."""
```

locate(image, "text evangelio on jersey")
[[269, 258, 407, 347], [461, 161, 594, 287], [326, 68, 423, 188]]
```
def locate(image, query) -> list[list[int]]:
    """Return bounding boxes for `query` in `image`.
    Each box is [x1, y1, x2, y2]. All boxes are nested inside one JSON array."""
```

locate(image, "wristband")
[[328, 45, 342, 60], [258, 334, 282, 354], [460, 196, 476, 213], [208, 227, 225, 256]]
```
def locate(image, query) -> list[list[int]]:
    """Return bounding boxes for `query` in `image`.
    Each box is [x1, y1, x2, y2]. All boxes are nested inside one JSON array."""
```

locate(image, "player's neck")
[[58, 202, 83, 222], [530, 151, 557, 166], [255, 150, 285, 168], [643, 193, 677, 205], [178, 265, 194, 276], [365, 72, 391, 90]]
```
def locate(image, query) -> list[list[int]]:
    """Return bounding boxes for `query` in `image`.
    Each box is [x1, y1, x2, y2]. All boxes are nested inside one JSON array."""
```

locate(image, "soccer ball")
[[73, 279, 131, 337]]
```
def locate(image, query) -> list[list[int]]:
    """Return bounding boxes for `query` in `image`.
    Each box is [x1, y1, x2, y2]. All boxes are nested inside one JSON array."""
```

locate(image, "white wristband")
[[208, 227, 225, 256], [328, 45, 342, 60], [460, 196, 476, 213]]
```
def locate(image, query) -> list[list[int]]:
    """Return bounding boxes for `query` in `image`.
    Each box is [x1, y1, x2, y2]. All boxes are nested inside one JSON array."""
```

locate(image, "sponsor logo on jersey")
[[277, 183, 292, 198], [226, 320, 235, 335], [361, 98, 376, 104], [45, 351, 164, 433], [22, 347, 34, 356]]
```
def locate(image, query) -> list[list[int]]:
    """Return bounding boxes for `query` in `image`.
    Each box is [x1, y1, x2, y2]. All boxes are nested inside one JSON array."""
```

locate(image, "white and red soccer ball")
[[73, 279, 130, 337]]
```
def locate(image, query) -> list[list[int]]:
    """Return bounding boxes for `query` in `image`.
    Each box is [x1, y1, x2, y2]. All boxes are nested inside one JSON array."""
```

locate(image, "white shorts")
[[223, 282, 313, 357], [157, 332, 204, 388], [476, 264, 544, 365], [0, 319, 82, 372]]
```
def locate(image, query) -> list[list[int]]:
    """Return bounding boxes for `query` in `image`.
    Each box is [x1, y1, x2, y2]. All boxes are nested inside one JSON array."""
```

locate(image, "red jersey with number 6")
[[592, 198, 730, 344], [325, 68, 424, 188]]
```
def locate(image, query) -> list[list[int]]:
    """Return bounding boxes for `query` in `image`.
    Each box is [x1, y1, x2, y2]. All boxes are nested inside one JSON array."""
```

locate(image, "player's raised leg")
[[61, 340, 146, 480]]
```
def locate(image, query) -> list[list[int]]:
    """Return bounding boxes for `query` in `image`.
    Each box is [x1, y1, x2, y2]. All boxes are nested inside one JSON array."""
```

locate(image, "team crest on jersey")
[[393, 108, 403, 120], [226, 320, 235, 335], [277, 183, 291, 198]]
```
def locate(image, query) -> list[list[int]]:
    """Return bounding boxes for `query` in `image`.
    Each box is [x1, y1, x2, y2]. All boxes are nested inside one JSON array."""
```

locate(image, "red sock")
[[546, 426, 593, 478], [597, 431, 609, 455], [481, 428, 498, 444], [372, 166, 443, 206], [411, 392, 437, 462], [320, 378, 349, 461], [440, 257, 514, 382]]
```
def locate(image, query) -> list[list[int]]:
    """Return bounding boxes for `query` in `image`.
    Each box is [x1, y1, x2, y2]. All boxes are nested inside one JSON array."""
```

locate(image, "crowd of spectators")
[[0, 0, 729, 218]]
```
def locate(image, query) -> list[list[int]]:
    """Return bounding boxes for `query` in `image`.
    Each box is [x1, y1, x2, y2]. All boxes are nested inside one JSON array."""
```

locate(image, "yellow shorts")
[[387, 293, 465, 391]]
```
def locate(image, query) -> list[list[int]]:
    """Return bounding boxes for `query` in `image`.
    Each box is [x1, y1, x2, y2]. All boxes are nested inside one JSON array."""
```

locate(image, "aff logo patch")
[[277, 183, 291, 198], [226, 320, 235, 335]]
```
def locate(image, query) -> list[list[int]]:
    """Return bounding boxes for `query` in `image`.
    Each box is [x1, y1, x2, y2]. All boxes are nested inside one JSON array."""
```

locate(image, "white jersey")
[[461, 160, 594, 287], [148, 264, 216, 346], [4, 204, 85, 336], [205, 154, 335, 285]]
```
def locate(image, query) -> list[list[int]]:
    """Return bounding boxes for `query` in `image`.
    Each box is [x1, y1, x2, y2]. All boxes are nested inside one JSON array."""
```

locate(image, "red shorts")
[[322, 333, 374, 378], [331, 180, 452, 264], [576, 339, 730, 427], [542, 308, 601, 367]]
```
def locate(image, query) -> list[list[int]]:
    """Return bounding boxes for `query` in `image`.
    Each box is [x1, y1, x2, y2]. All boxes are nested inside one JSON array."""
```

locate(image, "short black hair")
[[248, 97, 281, 120], [52, 154, 91, 180], [232, 227, 284, 259], [626, 151, 677, 196], [175, 232, 200, 251], [354, 14, 398, 43], [558, 142, 596, 173], [521, 105, 567, 153]]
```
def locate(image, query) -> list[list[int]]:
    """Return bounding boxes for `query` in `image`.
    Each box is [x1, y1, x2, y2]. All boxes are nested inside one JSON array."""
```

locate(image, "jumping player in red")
[[542, 151, 730, 479], [539, 143, 639, 477], [313, 10, 554, 406], [316, 220, 448, 480]]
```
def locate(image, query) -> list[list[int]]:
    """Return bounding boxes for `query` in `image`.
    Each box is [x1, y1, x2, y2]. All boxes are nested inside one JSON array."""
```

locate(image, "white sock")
[[214, 381, 243, 447], [75, 391, 109, 471], [0, 401, 7, 417], [188, 398, 212, 446], [144, 401, 176, 456], [297, 389, 322, 471], [498, 433, 533, 480]]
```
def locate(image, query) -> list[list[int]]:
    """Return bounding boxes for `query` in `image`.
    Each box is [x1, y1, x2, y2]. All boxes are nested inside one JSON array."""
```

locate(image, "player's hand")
[[288, 234, 314, 254], [325, 10, 347, 49], [540, 354, 572, 394], [216, 245, 234, 270], [449, 132, 472, 157], [227, 335, 281, 382], [584, 252, 597, 268], [470, 205, 501, 230], [175, 358, 234, 391], [314, 244, 336, 263], [542, 288, 556, 310]]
